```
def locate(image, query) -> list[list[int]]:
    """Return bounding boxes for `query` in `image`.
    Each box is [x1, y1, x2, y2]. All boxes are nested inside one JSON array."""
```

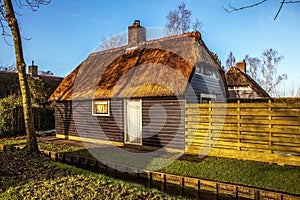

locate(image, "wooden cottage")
[[49, 20, 227, 150], [225, 61, 270, 99]]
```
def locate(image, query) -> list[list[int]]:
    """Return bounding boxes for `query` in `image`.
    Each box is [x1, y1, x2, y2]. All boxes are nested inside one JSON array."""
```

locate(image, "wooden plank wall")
[[185, 74, 226, 103], [55, 99, 185, 149], [185, 99, 300, 166], [55, 100, 124, 142], [142, 99, 185, 149]]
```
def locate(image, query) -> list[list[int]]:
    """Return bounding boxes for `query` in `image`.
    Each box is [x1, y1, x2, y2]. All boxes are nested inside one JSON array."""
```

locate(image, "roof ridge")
[[140, 31, 201, 45], [89, 31, 202, 57]]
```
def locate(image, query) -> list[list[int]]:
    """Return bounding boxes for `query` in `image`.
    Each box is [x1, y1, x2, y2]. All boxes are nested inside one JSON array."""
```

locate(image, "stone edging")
[[1, 144, 300, 200], [41, 149, 300, 200]]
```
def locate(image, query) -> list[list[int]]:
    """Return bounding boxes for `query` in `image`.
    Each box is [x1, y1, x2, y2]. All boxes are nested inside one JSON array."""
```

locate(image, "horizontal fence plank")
[[185, 100, 300, 166], [186, 118, 300, 127], [186, 102, 300, 109], [186, 125, 300, 135], [186, 133, 300, 145], [186, 109, 300, 117]]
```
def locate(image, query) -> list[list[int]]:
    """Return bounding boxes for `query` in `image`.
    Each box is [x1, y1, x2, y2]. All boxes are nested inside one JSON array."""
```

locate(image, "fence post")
[[235, 186, 239, 200], [209, 101, 213, 148], [268, 99, 273, 154], [197, 180, 201, 198], [237, 100, 241, 151], [38, 107, 41, 130]]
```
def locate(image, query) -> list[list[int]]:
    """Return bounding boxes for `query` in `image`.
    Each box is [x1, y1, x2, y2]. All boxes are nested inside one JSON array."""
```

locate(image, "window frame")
[[200, 93, 216, 104], [92, 99, 110, 116], [195, 65, 220, 80], [202, 66, 219, 79]]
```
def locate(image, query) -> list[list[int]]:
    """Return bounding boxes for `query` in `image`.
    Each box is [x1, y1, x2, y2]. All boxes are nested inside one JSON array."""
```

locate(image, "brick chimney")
[[28, 60, 38, 77], [236, 60, 246, 73], [127, 20, 146, 48]]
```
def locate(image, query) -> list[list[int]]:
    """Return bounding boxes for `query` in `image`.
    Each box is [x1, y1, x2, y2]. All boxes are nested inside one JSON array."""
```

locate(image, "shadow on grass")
[[0, 150, 191, 199], [0, 151, 74, 192], [37, 142, 246, 200], [37, 141, 300, 198]]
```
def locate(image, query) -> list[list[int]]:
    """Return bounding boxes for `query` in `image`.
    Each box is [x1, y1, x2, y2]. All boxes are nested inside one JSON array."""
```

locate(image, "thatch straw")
[[49, 32, 224, 101], [225, 67, 270, 98]]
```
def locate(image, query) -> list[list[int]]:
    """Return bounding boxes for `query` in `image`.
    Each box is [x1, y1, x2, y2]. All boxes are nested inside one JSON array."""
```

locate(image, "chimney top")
[[128, 20, 142, 30], [28, 60, 38, 77], [133, 20, 140, 27], [127, 20, 146, 48], [236, 60, 246, 73]]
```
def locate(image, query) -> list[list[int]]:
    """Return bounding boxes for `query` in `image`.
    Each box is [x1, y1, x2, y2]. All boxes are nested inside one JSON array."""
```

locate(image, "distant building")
[[225, 61, 270, 99], [0, 62, 63, 99]]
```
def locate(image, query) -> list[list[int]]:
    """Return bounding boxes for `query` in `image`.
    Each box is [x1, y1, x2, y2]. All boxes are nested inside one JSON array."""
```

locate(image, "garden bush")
[[0, 95, 22, 137]]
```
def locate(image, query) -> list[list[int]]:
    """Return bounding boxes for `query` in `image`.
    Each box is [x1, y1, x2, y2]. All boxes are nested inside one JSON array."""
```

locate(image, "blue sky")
[[1, 0, 300, 96]]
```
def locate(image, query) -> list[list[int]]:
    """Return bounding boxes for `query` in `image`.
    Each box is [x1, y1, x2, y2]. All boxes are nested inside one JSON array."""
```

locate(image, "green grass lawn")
[[3, 138, 300, 196], [39, 142, 85, 153], [160, 157, 300, 195], [0, 138, 26, 145], [38, 142, 300, 195], [0, 151, 185, 200]]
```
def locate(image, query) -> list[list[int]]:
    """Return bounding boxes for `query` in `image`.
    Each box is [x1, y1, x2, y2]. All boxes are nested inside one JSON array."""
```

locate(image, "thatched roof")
[[225, 67, 270, 98], [49, 32, 225, 101]]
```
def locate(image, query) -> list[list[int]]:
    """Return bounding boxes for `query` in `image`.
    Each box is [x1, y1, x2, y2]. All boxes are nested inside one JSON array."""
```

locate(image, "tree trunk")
[[4, 0, 38, 153]]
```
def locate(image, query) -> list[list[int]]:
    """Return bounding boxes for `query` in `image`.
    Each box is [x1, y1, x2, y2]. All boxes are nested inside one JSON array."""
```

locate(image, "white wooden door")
[[125, 99, 142, 145]]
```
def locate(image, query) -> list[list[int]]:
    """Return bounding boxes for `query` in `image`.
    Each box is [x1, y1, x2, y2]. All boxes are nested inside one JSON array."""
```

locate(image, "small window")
[[200, 94, 216, 104], [202, 97, 215, 103], [195, 66, 201, 74], [203, 67, 219, 79], [93, 100, 110, 116]]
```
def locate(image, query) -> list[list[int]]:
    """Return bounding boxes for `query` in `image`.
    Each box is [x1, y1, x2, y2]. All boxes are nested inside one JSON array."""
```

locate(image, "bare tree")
[[166, 9, 180, 35], [94, 32, 127, 52], [0, 63, 17, 72], [290, 81, 295, 97], [39, 70, 54, 76], [1, 0, 50, 153], [226, 49, 287, 96], [193, 17, 202, 32], [166, 2, 202, 35], [225, 51, 236, 70], [224, 0, 300, 20], [244, 55, 260, 80], [258, 48, 286, 93]]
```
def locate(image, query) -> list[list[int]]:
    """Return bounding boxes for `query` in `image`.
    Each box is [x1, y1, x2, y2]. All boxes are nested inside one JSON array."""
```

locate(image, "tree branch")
[[274, 0, 285, 20], [0, 0, 49, 45], [16, 0, 51, 12], [0, 5, 14, 45], [224, 0, 300, 20], [282, 0, 300, 3], [0, 21, 13, 45], [224, 0, 268, 13]]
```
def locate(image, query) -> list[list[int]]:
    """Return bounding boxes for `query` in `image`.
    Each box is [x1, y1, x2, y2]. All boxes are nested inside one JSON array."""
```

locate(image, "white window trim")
[[228, 86, 252, 91], [92, 99, 110, 116], [201, 93, 216, 98], [201, 73, 220, 80]]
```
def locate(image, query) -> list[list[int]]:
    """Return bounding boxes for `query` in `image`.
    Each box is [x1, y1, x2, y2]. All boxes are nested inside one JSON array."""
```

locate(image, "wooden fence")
[[185, 99, 300, 166], [12, 107, 41, 131]]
